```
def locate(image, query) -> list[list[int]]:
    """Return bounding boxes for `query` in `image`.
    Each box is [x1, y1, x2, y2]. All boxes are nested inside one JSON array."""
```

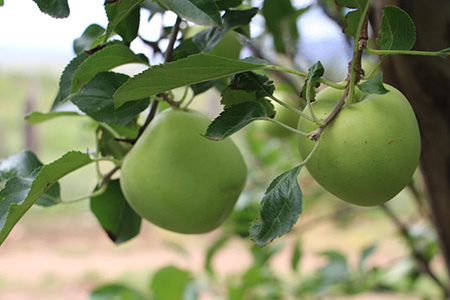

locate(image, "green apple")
[[120, 108, 247, 233], [185, 25, 242, 60], [297, 84, 421, 206], [208, 30, 242, 60]]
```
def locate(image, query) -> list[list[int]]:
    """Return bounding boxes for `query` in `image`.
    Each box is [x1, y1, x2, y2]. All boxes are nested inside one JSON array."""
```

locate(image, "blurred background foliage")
[[0, 0, 447, 299]]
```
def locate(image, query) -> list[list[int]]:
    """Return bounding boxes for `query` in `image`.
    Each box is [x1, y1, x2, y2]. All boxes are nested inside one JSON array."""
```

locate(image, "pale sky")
[[0, 0, 349, 80]]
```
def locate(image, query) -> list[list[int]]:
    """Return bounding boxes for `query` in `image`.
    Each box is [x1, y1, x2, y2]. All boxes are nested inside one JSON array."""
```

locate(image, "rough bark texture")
[[371, 0, 450, 275]]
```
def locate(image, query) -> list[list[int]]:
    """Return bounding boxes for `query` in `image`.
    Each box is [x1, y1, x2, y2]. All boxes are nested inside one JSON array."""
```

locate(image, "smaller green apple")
[[297, 84, 421, 206]]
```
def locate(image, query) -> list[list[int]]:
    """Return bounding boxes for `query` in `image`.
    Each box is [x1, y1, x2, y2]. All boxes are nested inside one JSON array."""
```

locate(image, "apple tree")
[[0, 0, 449, 298]]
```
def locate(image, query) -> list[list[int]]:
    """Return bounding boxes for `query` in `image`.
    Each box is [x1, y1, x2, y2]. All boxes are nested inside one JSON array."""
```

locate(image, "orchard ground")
[[0, 68, 445, 300], [0, 200, 433, 300]]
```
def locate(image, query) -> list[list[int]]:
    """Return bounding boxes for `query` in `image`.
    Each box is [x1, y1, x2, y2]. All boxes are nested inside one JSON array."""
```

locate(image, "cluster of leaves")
[[1, 0, 448, 254]]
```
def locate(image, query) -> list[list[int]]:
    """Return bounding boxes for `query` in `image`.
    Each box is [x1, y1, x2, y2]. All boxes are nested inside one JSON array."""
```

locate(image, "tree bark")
[[371, 0, 450, 275]]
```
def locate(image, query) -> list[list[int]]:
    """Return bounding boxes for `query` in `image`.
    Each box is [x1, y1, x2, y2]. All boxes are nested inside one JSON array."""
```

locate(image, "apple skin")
[[297, 84, 421, 206], [120, 108, 247, 234], [208, 30, 242, 60]]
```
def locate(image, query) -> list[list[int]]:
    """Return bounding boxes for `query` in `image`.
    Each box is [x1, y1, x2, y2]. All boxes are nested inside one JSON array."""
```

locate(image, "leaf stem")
[[91, 157, 122, 167], [99, 122, 122, 139], [365, 47, 450, 57], [363, 55, 388, 81], [299, 138, 320, 166], [266, 119, 309, 137], [268, 95, 314, 122], [61, 184, 107, 204], [266, 65, 345, 90]]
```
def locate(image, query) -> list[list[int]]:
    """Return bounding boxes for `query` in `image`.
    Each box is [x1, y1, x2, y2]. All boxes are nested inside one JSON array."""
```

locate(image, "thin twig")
[[407, 181, 430, 219], [380, 204, 450, 297], [99, 165, 120, 188], [164, 16, 182, 62], [116, 16, 183, 145], [309, 13, 368, 141]]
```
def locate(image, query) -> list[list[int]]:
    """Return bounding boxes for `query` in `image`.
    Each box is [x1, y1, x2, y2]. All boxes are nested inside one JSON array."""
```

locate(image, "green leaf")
[[220, 72, 275, 116], [291, 239, 302, 271], [0, 151, 61, 207], [73, 24, 105, 55], [376, 6, 416, 51], [358, 244, 376, 272], [300, 61, 324, 101], [151, 266, 191, 300], [318, 251, 349, 284], [157, 0, 223, 27], [335, 0, 368, 9], [0, 151, 42, 188], [172, 8, 258, 60], [97, 124, 137, 160], [90, 283, 146, 300], [70, 72, 149, 126], [262, 0, 299, 55], [71, 44, 149, 94], [54, 53, 89, 107], [307, 61, 325, 82], [250, 165, 302, 247], [342, 9, 361, 37], [104, 0, 145, 42], [214, 0, 242, 10], [113, 54, 268, 107], [221, 89, 259, 108], [335, 0, 369, 37], [32, 0, 69, 18], [0, 151, 93, 245], [228, 72, 275, 100], [113, 6, 140, 44], [24, 111, 81, 124], [90, 179, 141, 244], [204, 101, 268, 141], [0, 0, 4, 6], [357, 72, 389, 95]]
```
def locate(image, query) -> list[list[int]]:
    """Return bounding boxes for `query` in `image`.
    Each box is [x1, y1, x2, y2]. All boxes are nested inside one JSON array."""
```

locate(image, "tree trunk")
[[371, 0, 450, 275]]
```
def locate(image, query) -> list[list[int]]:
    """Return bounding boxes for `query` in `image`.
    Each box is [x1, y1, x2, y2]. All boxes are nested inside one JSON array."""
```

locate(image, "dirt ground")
[[0, 205, 438, 300]]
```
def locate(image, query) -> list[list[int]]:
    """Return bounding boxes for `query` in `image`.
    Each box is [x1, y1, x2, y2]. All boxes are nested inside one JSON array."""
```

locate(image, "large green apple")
[[297, 84, 421, 206], [120, 108, 247, 233]]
